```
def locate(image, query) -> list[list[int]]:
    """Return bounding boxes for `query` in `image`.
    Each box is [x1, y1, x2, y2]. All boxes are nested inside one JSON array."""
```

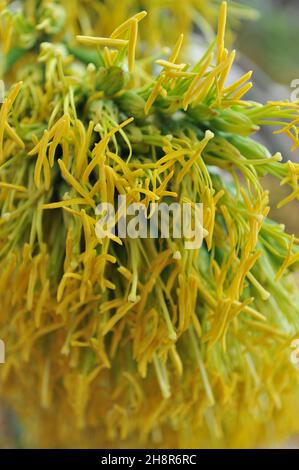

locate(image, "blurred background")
[[237, 0, 299, 86], [234, 0, 299, 235], [235, 1, 299, 447]]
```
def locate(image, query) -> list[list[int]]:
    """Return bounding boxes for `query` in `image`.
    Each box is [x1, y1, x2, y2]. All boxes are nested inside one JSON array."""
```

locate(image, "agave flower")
[[0, 0, 299, 449]]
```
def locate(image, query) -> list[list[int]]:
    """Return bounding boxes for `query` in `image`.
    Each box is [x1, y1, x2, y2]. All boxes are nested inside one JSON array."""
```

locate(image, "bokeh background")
[[235, 0, 299, 236], [237, 0, 299, 86], [237, 1, 299, 446]]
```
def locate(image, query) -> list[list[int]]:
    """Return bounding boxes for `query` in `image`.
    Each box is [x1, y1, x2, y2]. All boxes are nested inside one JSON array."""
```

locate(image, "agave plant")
[[0, 0, 299, 448]]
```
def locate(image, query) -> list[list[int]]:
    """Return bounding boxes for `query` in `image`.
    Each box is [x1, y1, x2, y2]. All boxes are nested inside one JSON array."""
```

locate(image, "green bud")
[[14, 14, 37, 49], [38, 3, 66, 35], [96, 66, 127, 96], [211, 109, 259, 136], [227, 135, 271, 160], [188, 104, 219, 121], [117, 91, 146, 119], [125, 124, 143, 143]]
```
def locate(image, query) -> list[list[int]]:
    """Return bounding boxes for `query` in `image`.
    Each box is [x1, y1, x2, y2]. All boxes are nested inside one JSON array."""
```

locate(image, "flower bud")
[[96, 66, 128, 96], [117, 91, 146, 119]]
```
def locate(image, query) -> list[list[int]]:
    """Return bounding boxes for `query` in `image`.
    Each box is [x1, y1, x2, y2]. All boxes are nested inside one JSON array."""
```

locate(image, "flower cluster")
[[0, 0, 299, 448]]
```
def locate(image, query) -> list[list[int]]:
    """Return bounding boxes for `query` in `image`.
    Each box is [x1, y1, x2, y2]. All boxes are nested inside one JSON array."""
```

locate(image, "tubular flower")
[[0, 0, 299, 449]]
